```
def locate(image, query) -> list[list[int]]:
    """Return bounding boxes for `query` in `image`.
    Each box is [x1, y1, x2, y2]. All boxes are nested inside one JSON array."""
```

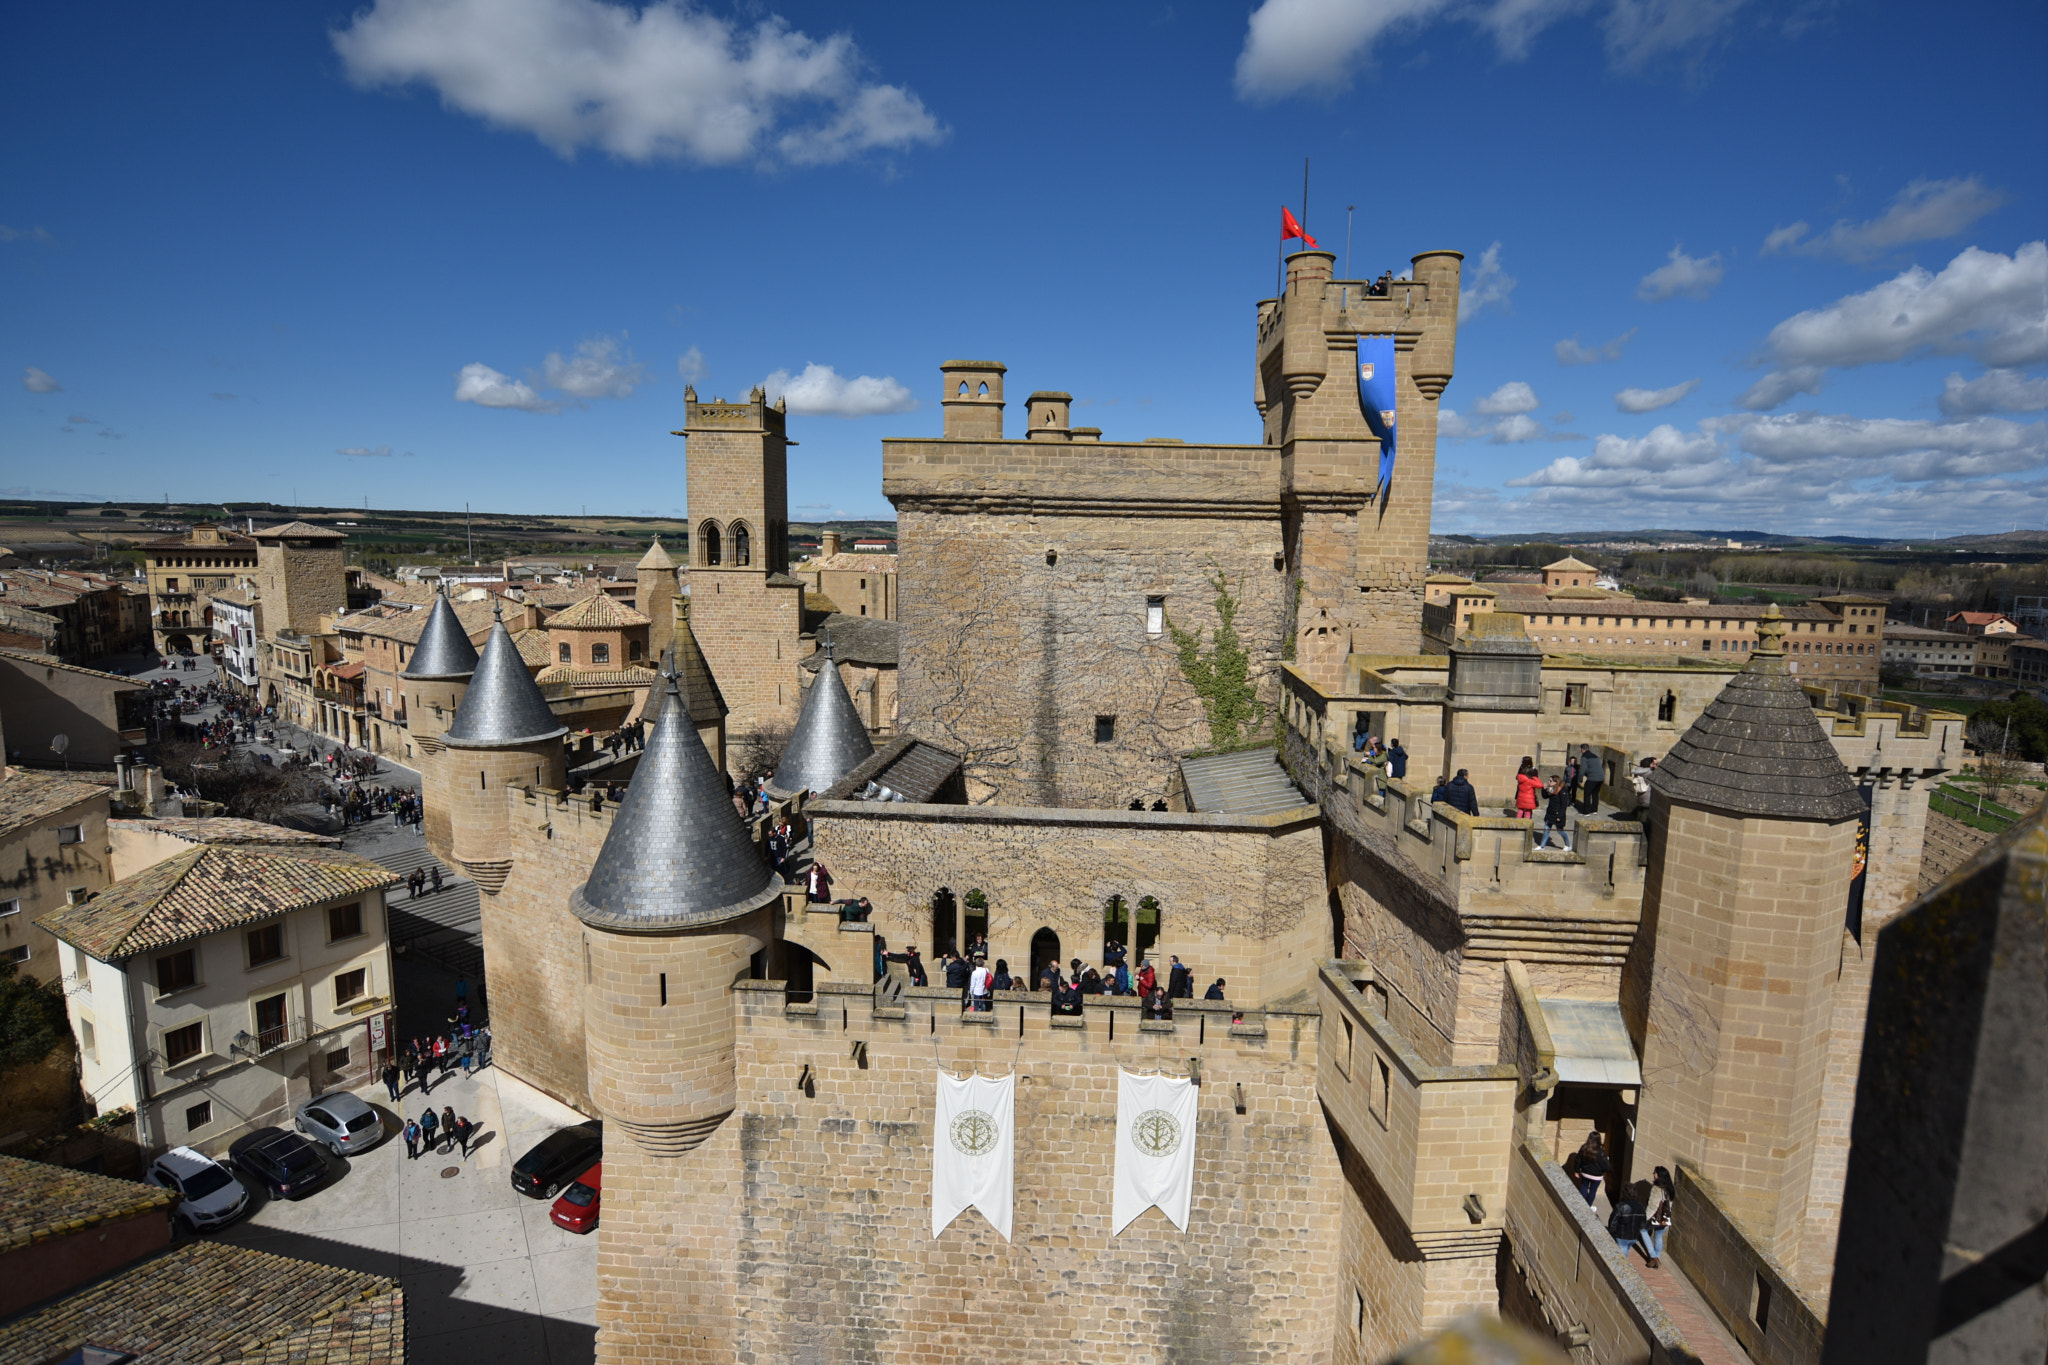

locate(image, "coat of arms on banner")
[[932, 1069, 1015, 1240]]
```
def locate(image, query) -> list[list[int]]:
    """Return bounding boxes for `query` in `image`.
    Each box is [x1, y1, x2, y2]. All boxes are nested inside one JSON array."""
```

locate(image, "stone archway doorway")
[[1029, 927, 1061, 991]]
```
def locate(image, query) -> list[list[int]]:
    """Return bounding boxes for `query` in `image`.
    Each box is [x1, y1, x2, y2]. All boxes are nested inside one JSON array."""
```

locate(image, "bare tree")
[[733, 721, 793, 785], [154, 740, 333, 823], [1966, 715, 2026, 804]]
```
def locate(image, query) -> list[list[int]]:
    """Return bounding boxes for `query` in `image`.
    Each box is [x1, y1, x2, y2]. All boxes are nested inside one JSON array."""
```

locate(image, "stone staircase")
[[1919, 811, 1998, 896], [376, 848, 486, 982]]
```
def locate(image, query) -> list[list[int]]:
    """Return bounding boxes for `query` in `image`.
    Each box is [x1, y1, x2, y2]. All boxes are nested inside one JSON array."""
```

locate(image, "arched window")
[[1029, 927, 1061, 990], [1657, 690, 1677, 723], [957, 380, 969, 395], [559, 642, 572, 662], [699, 521, 722, 567], [977, 381, 989, 395], [629, 639, 644, 662], [592, 642, 611, 664], [931, 887, 958, 958], [731, 522, 751, 567]]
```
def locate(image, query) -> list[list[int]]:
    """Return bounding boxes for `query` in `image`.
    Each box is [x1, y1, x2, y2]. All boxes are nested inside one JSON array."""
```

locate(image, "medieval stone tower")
[[401, 591, 478, 852], [1624, 607, 1864, 1287], [1257, 248, 1461, 666], [252, 520, 348, 637], [674, 387, 804, 741], [635, 537, 678, 665]]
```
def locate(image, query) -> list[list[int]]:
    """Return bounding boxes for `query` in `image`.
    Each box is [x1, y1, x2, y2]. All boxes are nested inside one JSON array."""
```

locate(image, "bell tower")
[[673, 388, 804, 742]]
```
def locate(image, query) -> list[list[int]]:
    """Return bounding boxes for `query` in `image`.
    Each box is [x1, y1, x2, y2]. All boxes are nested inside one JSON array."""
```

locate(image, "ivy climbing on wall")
[[1167, 563, 1266, 752]]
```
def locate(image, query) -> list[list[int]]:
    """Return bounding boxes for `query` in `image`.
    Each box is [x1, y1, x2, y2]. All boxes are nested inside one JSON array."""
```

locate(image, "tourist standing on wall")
[[1576, 745, 1606, 814], [1638, 1167, 1674, 1267], [1537, 778, 1574, 852], [1514, 758, 1541, 819], [1387, 739, 1408, 780]]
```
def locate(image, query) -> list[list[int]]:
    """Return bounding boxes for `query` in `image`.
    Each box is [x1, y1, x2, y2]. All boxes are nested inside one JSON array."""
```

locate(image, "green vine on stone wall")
[[1281, 573, 1303, 663], [1167, 563, 1266, 752]]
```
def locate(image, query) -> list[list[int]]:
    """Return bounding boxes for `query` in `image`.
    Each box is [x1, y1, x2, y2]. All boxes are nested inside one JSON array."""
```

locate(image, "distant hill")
[[1432, 528, 2048, 550]]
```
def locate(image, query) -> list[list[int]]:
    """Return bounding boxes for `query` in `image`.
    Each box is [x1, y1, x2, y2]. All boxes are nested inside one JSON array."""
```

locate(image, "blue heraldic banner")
[[1356, 334, 1397, 498]]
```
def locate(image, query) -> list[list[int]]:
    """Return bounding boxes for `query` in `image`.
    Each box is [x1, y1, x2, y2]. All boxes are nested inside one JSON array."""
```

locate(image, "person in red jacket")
[[1514, 756, 1542, 819]]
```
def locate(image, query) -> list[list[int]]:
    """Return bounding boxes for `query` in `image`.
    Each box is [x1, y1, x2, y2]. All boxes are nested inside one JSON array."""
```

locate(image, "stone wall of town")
[[807, 800, 1327, 1006], [590, 979, 1338, 1364]]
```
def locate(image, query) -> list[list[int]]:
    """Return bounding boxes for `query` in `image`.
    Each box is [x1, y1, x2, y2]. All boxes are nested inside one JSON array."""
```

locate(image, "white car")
[[145, 1145, 249, 1231]]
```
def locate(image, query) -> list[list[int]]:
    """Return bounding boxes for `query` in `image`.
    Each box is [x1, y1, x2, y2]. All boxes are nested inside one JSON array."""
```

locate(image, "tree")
[[154, 740, 333, 822], [1966, 715, 2029, 801], [1968, 693, 2048, 764], [733, 720, 793, 785], [0, 958, 68, 1075]]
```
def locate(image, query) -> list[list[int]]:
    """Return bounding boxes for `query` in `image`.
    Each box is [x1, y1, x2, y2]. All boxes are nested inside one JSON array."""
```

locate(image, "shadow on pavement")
[[223, 1227, 596, 1363]]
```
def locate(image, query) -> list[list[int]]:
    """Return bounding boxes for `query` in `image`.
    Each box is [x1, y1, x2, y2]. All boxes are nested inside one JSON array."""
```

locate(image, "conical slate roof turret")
[[402, 591, 479, 680], [1650, 606, 1863, 821], [768, 641, 875, 797], [571, 661, 780, 931], [442, 608, 568, 749]]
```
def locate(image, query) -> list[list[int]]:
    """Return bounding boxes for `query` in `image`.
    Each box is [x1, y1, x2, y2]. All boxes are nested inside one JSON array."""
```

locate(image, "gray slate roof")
[[1651, 608, 1863, 821], [402, 592, 479, 680], [769, 647, 875, 797], [1180, 748, 1310, 816], [797, 614, 899, 670], [442, 616, 568, 749], [821, 735, 965, 804], [571, 672, 780, 932]]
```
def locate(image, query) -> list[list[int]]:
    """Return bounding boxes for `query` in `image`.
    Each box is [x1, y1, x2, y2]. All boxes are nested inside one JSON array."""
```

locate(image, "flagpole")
[[1301, 157, 1310, 255]]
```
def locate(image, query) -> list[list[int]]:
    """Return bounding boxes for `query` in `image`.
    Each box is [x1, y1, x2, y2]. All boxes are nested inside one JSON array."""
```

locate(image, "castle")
[[412, 247, 1973, 1362]]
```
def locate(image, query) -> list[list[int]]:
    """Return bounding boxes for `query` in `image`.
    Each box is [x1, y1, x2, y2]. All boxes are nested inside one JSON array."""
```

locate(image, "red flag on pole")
[[1281, 206, 1318, 250]]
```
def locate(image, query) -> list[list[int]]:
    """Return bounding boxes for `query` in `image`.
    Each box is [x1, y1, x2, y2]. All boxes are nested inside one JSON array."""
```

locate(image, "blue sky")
[[4, 0, 2043, 536]]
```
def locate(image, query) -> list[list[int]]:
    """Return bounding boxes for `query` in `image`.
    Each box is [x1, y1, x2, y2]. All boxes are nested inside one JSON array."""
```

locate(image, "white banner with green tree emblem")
[[932, 1069, 1014, 1240], [1113, 1069, 1198, 1234]]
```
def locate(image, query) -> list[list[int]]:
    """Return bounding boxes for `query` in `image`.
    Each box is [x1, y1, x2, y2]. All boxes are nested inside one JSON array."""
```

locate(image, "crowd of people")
[[1405, 745, 1660, 851], [872, 932, 1233, 1022]]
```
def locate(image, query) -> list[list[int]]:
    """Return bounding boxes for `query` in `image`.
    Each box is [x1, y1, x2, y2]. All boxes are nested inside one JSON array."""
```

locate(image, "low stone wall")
[[1502, 1139, 1689, 1365], [1671, 1162, 1825, 1365]]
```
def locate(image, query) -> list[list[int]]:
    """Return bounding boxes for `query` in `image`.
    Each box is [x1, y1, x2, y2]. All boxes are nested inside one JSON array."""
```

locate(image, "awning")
[[1537, 998, 1642, 1087]]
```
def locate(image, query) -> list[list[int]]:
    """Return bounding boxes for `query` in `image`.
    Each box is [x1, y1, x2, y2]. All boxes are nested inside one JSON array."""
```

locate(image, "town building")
[[0, 650, 149, 768], [1944, 609, 2019, 636], [0, 568, 150, 664], [251, 520, 350, 733], [208, 586, 259, 691], [140, 523, 259, 658], [1882, 622, 1978, 679], [0, 767, 113, 982], [1424, 562, 1886, 687], [795, 528, 898, 620], [39, 819, 398, 1155]]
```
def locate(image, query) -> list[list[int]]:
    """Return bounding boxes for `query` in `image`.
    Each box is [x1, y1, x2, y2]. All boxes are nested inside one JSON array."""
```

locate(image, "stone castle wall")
[[683, 570, 803, 739], [256, 543, 345, 637], [591, 979, 1339, 1364], [890, 505, 1291, 806], [806, 799, 1328, 1005]]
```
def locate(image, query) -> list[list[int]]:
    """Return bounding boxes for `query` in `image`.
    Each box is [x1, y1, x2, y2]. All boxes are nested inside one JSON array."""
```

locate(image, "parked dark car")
[[511, 1121, 602, 1199], [549, 1162, 601, 1233], [229, 1127, 336, 1200]]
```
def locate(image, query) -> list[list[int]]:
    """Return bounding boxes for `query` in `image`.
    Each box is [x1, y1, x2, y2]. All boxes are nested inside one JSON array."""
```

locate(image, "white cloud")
[[1509, 424, 1725, 488], [1474, 381, 1539, 416], [1615, 378, 1700, 413], [338, 445, 395, 457], [454, 362, 558, 413], [332, 0, 943, 167], [762, 363, 916, 417], [1233, 0, 1756, 100], [1636, 244, 1724, 301], [677, 346, 706, 382], [1555, 328, 1637, 365], [1459, 242, 1516, 322], [1762, 177, 2009, 263], [1742, 242, 2048, 409], [1728, 412, 2048, 482], [22, 367, 60, 394], [541, 336, 645, 399], [1736, 365, 1824, 411], [1940, 369, 2048, 417], [0, 225, 54, 244]]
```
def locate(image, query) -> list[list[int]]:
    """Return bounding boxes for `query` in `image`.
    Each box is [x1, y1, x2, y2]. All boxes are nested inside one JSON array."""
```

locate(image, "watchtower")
[[672, 387, 804, 740], [939, 360, 1005, 439], [1624, 607, 1864, 1276]]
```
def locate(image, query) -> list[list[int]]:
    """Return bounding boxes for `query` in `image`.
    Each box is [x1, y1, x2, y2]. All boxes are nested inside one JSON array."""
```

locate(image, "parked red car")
[[549, 1163, 601, 1233]]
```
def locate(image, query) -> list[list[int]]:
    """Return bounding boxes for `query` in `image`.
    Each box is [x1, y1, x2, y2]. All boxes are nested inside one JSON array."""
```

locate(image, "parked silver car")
[[294, 1091, 387, 1157], [144, 1145, 249, 1231]]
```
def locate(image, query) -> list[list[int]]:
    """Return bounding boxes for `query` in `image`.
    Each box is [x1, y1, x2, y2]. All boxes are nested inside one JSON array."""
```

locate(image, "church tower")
[[674, 387, 805, 745], [1624, 606, 1865, 1277]]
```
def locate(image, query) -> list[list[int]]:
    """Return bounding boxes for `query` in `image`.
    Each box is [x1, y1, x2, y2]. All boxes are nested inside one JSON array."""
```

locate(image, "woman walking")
[[1538, 777, 1574, 852], [1571, 1132, 1610, 1206], [1514, 757, 1542, 820]]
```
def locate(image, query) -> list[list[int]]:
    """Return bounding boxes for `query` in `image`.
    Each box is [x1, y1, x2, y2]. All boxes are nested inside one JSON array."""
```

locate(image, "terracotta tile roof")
[[1543, 556, 1598, 572], [121, 816, 339, 847], [254, 520, 349, 539], [535, 664, 656, 689], [207, 585, 256, 607], [350, 598, 497, 646], [547, 591, 650, 630], [140, 526, 258, 551], [0, 1154, 177, 1255], [804, 552, 899, 573], [0, 1240, 402, 1365], [37, 844, 398, 961], [511, 626, 554, 667], [327, 661, 366, 680], [0, 769, 107, 838], [0, 648, 146, 688]]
